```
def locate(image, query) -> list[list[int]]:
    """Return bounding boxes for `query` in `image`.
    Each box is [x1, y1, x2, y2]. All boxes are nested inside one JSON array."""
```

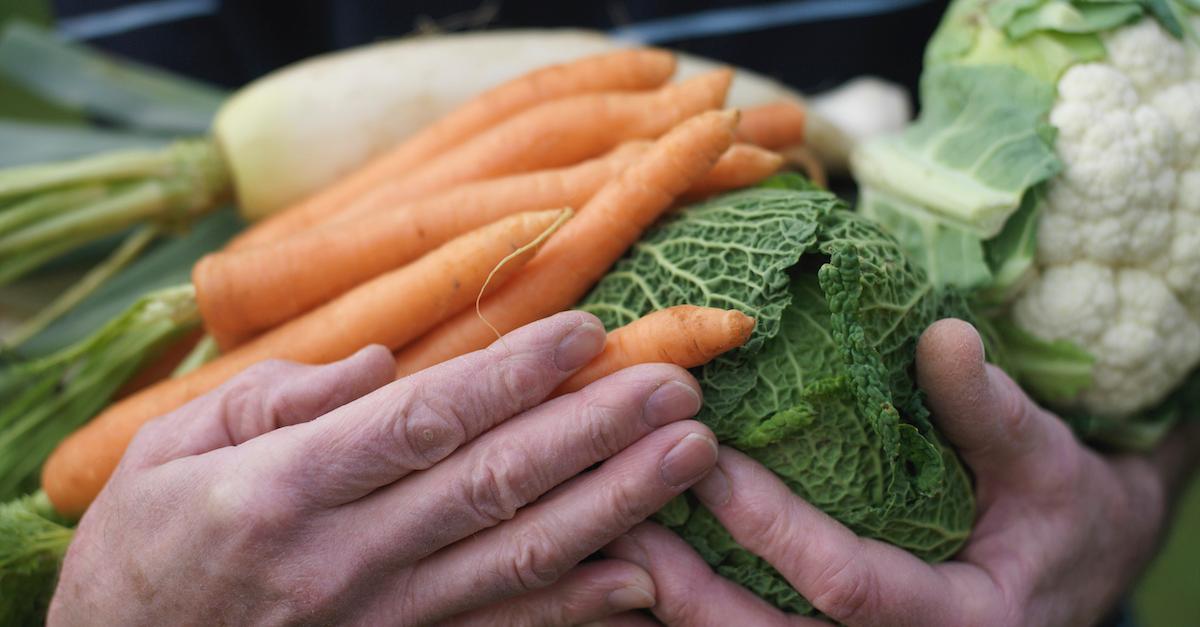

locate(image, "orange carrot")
[[42, 208, 569, 517], [228, 49, 675, 251], [231, 69, 733, 250], [393, 109, 739, 377], [199, 140, 777, 351], [196, 144, 649, 350], [735, 101, 807, 150], [553, 306, 755, 396], [681, 143, 783, 201]]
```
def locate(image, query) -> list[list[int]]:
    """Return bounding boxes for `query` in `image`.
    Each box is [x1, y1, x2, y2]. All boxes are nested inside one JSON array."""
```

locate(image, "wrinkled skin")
[[49, 311, 721, 626], [600, 319, 1200, 627]]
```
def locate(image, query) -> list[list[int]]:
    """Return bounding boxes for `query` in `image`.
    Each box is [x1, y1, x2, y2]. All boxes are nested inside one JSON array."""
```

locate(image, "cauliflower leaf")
[[854, 0, 1200, 447]]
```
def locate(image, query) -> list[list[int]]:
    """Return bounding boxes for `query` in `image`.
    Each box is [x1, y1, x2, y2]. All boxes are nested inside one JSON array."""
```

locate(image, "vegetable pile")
[[853, 0, 1200, 446], [0, 22, 978, 623], [580, 175, 974, 614]]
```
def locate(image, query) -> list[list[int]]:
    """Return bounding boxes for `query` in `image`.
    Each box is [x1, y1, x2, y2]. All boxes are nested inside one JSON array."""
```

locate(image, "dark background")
[[49, 0, 951, 98]]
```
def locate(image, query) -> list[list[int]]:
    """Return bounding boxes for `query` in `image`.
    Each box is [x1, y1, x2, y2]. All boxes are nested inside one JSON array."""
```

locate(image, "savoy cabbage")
[[578, 176, 975, 614]]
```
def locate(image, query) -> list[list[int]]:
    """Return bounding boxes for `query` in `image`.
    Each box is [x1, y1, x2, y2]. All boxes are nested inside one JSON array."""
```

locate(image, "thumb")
[[916, 318, 1074, 484]]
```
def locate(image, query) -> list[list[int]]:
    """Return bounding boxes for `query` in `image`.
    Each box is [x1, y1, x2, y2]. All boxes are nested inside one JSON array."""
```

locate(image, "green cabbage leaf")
[[578, 176, 975, 614]]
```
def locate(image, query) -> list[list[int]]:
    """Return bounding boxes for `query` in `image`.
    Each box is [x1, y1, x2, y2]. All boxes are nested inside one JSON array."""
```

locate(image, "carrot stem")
[[3, 225, 159, 348], [0, 148, 173, 200], [0, 185, 108, 236]]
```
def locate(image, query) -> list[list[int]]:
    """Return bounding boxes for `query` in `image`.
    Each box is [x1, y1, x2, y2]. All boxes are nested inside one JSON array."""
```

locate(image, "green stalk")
[[0, 185, 107, 236], [3, 226, 159, 348], [0, 490, 74, 625], [0, 181, 165, 255], [0, 230, 96, 286], [0, 284, 199, 501], [0, 147, 179, 200], [0, 139, 229, 281], [172, 334, 219, 377]]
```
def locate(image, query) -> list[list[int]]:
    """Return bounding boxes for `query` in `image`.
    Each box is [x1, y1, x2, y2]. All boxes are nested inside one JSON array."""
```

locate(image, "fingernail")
[[660, 433, 718, 487], [555, 321, 606, 371], [691, 464, 730, 507], [606, 584, 655, 611], [643, 381, 701, 427]]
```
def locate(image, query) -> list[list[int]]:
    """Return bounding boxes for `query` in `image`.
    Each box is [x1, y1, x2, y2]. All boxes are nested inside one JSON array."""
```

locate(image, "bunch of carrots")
[[39, 49, 809, 518]]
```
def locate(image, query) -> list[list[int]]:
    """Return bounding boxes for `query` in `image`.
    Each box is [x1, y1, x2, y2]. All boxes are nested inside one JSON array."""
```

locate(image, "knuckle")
[[507, 527, 567, 593], [580, 399, 631, 461], [493, 355, 549, 411], [390, 385, 467, 468], [735, 494, 791, 553], [660, 597, 707, 626], [277, 570, 349, 624], [216, 363, 297, 429], [810, 552, 876, 623], [602, 479, 654, 529], [240, 358, 297, 383], [122, 417, 171, 463], [461, 447, 537, 526], [205, 474, 295, 539], [262, 385, 310, 427]]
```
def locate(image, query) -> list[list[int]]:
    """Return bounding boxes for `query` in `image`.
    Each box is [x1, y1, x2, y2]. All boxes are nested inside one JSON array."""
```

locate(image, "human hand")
[[602, 319, 1200, 627], [49, 311, 720, 626]]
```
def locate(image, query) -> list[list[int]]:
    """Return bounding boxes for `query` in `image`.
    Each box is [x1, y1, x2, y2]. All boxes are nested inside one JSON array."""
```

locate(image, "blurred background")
[[1, 1, 1195, 624]]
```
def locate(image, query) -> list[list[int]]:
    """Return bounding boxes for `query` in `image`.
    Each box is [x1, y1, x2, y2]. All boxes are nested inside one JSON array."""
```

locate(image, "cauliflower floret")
[[1015, 265, 1200, 418], [1152, 82, 1200, 165], [1040, 64, 1176, 266], [1104, 18, 1189, 95], [1017, 17, 1200, 420]]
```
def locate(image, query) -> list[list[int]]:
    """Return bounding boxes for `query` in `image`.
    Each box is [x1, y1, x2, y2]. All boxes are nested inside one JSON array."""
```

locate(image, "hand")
[[602, 319, 1200, 627], [49, 311, 720, 626]]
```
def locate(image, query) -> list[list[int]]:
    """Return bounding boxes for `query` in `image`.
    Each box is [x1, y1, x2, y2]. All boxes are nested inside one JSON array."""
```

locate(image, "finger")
[[915, 318, 1076, 483], [585, 612, 663, 627], [332, 363, 701, 559], [405, 421, 718, 622], [126, 344, 395, 466], [252, 311, 607, 505], [603, 522, 818, 626], [689, 447, 989, 626], [444, 560, 656, 627]]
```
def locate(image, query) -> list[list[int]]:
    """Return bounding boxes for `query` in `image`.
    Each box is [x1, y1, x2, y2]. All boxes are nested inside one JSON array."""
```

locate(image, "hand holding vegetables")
[[42, 208, 570, 517], [604, 319, 1200, 627], [49, 312, 719, 626]]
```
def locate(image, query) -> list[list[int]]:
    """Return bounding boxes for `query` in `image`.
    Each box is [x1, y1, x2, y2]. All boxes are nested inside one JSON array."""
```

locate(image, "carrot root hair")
[[476, 207, 574, 348]]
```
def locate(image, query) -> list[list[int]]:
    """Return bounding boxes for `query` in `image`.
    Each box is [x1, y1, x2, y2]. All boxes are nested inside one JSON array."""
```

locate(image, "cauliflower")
[[1015, 19, 1200, 417], [853, 0, 1200, 445]]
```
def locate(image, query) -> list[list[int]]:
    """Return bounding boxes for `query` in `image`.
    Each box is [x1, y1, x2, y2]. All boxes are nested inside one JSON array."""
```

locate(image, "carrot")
[[41, 208, 569, 517], [553, 306, 755, 396], [227, 49, 674, 250], [393, 109, 739, 377], [196, 144, 649, 349], [735, 101, 807, 150], [230, 69, 734, 250], [681, 143, 783, 201], [199, 140, 777, 351]]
